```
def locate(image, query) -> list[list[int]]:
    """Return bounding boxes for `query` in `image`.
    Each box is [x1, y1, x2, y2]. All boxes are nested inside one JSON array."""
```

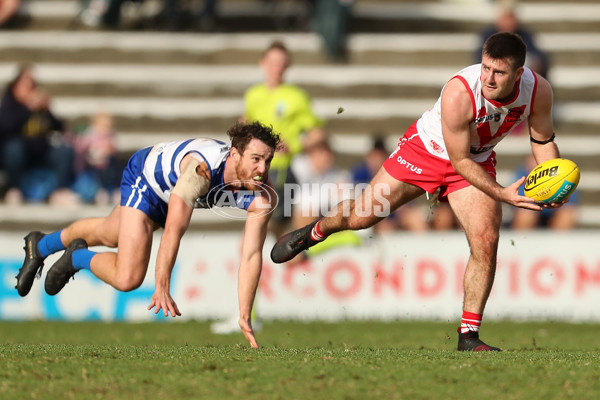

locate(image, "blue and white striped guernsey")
[[140, 138, 255, 210]]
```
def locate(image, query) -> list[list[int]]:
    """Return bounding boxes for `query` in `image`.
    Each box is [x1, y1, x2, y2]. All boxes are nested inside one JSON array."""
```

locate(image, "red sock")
[[460, 311, 482, 333], [310, 220, 326, 242]]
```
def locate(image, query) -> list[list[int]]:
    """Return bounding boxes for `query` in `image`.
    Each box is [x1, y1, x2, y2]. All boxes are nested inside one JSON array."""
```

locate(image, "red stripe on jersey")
[[477, 104, 527, 147], [452, 75, 476, 122], [530, 72, 539, 112]]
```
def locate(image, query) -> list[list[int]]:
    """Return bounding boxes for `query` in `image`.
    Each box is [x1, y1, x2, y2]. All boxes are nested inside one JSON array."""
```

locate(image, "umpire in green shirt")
[[243, 40, 325, 236]]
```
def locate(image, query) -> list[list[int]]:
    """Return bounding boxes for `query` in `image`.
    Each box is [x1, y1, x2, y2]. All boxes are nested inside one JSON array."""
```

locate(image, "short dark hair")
[[262, 40, 290, 60], [482, 32, 527, 70], [227, 121, 281, 154]]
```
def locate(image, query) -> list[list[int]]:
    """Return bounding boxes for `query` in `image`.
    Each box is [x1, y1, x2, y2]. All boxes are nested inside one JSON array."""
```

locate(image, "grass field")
[[1, 320, 599, 399]]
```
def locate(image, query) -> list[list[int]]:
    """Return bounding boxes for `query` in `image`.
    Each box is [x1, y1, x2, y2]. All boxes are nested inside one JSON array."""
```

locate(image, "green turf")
[[1, 320, 599, 399]]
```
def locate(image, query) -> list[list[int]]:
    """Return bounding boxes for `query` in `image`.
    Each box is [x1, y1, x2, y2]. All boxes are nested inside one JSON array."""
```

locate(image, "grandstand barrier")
[[1, 230, 599, 323]]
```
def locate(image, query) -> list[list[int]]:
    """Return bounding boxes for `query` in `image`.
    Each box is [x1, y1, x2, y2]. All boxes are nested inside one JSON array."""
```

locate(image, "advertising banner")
[[1, 230, 599, 322]]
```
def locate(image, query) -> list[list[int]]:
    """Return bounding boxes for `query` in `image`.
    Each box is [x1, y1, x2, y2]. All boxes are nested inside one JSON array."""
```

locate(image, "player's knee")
[[114, 270, 145, 292], [469, 229, 499, 261], [114, 277, 144, 292]]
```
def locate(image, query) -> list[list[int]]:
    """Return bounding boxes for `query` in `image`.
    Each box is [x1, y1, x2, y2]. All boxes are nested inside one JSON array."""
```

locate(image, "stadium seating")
[[0, 0, 598, 230]]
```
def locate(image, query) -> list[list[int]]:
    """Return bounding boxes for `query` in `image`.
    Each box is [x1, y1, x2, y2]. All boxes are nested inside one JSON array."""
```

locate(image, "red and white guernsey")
[[416, 64, 538, 163]]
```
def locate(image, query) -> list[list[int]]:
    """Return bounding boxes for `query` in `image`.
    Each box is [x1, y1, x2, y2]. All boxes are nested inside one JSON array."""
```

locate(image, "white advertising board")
[[1, 230, 599, 322]]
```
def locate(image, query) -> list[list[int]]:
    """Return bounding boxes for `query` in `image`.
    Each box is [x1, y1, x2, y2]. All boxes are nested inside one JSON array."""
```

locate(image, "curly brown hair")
[[227, 121, 281, 154]]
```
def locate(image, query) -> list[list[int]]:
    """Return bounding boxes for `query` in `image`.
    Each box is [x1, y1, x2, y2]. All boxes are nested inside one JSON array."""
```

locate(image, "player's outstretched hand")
[[541, 197, 570, 209], [239, 317, 259, 348], [503, 176, 543, 211], [148, 290, 182, 317]]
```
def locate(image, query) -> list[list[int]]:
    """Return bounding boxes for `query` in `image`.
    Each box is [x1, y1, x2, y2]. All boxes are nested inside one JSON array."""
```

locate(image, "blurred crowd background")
[[0, 0, 598, 234]]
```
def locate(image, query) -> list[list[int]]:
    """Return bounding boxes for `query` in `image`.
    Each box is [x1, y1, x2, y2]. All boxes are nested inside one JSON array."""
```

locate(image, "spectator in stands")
[[191, 0, 218, 32], [100, 0, 181, 30], [290, 129, 360, 257], [242, 39, 326, 237], [313, 0, 353, 62], [0, 65, 76, 204], [510, 154, 579, 230], [351, 136, 429, 232], [99, 0, 133, 28], [292, 129, 349, 227], [0, 0, 20, 28], [72, 111, 122, 205], [475, 0, 550, 79]]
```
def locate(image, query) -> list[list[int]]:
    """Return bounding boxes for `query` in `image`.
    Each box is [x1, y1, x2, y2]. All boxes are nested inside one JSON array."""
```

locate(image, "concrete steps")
[[2, 61, 600, 91], [0, 0, 598, 228], [14, 1, 600, 33], [2, 31, 600, 66]]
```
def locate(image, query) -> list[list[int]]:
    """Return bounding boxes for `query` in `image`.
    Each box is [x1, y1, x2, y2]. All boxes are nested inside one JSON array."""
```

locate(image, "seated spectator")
[[0, 0, 20, 28], [190, 0, 217, 32], [0, 65, 76, 204], [350, 136, 387, 185], [475, 0, 550, 78], [351, 136, 429, 233], [72, 111, 122, 205], [98, 0, 181, 30], [510, 155, 579, 230], [291, 130, 350, 227], [290, 129, 361, 258]]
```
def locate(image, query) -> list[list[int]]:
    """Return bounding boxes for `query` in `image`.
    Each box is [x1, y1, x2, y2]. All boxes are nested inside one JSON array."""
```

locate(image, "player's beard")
[[243, 180, 263, 192], [236, 163, 264, 192]]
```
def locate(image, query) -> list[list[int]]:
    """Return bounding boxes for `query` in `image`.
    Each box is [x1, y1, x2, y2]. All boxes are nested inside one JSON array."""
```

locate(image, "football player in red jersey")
[[271, 32, 566, 351]]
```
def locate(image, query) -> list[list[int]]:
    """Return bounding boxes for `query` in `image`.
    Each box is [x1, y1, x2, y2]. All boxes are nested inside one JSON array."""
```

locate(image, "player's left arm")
[[528, 76, 568, 208], [237, 184, 276, 348], [528, 75, 561, 164]]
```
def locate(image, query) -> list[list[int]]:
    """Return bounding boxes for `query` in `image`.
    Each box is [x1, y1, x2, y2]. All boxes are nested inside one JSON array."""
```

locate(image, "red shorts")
[[383, 123, 497, 201]]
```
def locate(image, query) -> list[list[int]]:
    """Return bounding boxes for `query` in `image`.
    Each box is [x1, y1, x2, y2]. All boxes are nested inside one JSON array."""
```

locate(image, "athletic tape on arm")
[[172, 158, 210, 208]]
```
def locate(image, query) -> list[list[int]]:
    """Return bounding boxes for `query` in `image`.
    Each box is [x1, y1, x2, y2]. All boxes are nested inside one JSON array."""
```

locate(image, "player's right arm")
[[148, 154, 210, 317], [441, 78, 541, 210]]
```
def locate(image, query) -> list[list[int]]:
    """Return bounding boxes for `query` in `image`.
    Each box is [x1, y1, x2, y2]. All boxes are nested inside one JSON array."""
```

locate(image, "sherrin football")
[[524, 158, 580, 204]]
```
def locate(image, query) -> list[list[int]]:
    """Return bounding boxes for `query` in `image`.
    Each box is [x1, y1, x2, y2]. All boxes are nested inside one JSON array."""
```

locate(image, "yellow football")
[[524, 158, 580, 204]]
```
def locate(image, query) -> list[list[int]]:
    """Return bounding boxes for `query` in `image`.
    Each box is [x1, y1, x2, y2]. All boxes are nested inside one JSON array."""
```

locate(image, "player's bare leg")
[[448, 185, 502, 351], [58, 206, 122, 249], [44, 206, 156, 294], [271, 167, 424, 263], [320, 167, 424, 233], [88, 206, 156, 292]]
